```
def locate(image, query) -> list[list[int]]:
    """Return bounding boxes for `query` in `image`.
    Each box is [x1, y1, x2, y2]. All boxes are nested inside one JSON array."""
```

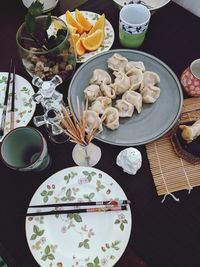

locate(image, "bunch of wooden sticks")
[[53, 97, 101, 145]]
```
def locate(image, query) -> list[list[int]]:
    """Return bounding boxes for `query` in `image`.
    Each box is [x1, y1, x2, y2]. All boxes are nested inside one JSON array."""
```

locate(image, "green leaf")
[[66, 188, 72, 198], [57, 29, 67, 36], [71, 171, 78, 177], [87, 263, 94, 267], [87, 175, 92, 182], [55, 34, 65, 46], [123, 219, 128, 224], [83, 194, 89, 199], [41, 255, 47, 261], [74, 214, 82, 223], [38, 230, 44, 236], [33, 225, 40, 234], [61, 197, 67, 201], [41, 190, 47, 196], [84, 243, 90, 249], [64, 175, 71, 183], [114, 219, 120, 224], [28, 0, 43, 16], [83, 171, 89, 175], [90, 172, 96, 176], [111, 240, 121, 250], [48, 191, 53, 196], [44, 13, 52, 31], [89, 193, 95, 199], [25, 13, 36, 33], [45, 245, 50, 255], [120, 223, 124, 231], [43, 196, 48, 203], [67, 214, 74, 219], [94, 257, 99, 265], [78, 242, 83, 248], [30, 234, 37, 240], [48, 254, 55, 260]]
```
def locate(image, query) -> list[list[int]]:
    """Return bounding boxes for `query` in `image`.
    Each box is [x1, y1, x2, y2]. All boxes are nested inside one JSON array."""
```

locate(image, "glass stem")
[[83, 145, 90, 166]]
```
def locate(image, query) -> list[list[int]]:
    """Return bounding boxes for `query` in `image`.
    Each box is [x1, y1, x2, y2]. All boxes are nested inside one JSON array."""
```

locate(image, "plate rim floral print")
[[25, 166, 132, 267], [59, 11, 115, 63], [0, 72, 36, 141]]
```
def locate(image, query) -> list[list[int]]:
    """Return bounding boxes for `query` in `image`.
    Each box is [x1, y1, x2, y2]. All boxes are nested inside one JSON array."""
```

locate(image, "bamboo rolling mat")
[[146, 97, 200, 200]]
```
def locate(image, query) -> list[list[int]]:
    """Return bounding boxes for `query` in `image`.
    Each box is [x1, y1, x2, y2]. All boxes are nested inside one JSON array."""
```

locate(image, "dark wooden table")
[[1, 1, 200, 267]]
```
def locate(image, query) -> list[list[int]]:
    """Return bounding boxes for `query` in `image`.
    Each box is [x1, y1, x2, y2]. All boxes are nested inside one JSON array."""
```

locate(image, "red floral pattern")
[[181, 67, 200, 96]]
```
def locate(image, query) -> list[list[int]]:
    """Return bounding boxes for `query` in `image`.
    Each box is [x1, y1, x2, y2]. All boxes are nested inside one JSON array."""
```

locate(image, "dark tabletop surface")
[[1, 1, 200, 267]]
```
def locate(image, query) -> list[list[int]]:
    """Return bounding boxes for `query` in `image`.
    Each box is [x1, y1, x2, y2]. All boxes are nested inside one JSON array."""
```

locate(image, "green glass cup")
[[0, 127, 50, 171], [119, 4, 151, 48]]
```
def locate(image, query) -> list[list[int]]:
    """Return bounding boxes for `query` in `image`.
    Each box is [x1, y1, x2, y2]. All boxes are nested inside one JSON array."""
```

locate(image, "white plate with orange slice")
[[59, 10, 115, 63]]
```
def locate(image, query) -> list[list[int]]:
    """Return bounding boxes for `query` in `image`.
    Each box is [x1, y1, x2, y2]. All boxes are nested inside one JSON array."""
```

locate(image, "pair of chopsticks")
[[0, 59, 15, 138], [26, 199, 131, 217]]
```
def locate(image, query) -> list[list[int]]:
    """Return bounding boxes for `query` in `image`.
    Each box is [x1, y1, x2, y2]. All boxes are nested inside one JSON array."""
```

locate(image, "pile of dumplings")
[[83, 53, 161, 131]]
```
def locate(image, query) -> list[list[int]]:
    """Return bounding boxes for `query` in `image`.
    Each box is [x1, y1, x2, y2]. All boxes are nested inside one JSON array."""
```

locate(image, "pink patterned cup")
[[181, 59, 200, 96]]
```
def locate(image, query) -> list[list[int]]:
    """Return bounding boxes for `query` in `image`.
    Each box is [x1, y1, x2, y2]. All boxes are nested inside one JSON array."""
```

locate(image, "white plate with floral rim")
[[0, 72, 36, 141], [26, 166, 132, 267], [59, 11, 115, 63]]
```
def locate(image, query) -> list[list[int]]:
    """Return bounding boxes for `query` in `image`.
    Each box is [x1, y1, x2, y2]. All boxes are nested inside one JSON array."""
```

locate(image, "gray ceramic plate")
[[68, 49, 183, 146]]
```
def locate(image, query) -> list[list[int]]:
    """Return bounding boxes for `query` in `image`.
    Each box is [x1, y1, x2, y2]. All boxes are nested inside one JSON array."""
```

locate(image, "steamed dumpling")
[[141, 85, 160, 103], [140, 71, 160, 89], [125, 61, 145, 72], [84, 84, 101, 102], [90, 96, 112, 115], [102, 107, 119, 130], [122, 90, 142, 113], [126, 68, 143, 91], [84, 110, 103, 133], [112, 71, 131, 95], [179, 120, 200, 143], [107, 53, 128, 72], [100, 79, 116, 99], [115, 99, 134, 117], [90, 69, 112, 85]]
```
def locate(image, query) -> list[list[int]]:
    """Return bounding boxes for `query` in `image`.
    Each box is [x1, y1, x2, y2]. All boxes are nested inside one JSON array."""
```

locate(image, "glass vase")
[[72, 142, 101, 167], [16, 15, 76, 83]]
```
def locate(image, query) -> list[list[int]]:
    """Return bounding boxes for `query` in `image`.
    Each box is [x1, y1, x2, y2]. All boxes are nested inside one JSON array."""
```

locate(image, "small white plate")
[[0, 72, 36, 141], [59, 11, 115, 63], [26, 166, 132, 267]]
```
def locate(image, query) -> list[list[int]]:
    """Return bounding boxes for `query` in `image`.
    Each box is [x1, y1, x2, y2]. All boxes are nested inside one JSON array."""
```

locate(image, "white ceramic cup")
[[119, 4, 151, 48], [22, 0, 59, 12]]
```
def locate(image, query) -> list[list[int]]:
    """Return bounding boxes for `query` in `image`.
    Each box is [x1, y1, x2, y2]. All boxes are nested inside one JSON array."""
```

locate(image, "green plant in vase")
[[17, 0, 76, 82]]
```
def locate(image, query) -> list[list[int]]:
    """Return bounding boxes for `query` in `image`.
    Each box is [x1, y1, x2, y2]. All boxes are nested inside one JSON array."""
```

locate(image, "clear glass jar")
[[16, 15, 76, 82]]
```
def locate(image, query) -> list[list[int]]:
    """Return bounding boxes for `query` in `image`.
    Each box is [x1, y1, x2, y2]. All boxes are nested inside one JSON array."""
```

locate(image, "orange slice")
[[76, 38, 86, 56], [75, 9, 93, 32], [81, 29, 104, 51], [80, 32, 87, 38], [89, 14, 105, 35], [67, 24, 78, 34], [72, 33, 80, 45], [65, 10, 84, 34]]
